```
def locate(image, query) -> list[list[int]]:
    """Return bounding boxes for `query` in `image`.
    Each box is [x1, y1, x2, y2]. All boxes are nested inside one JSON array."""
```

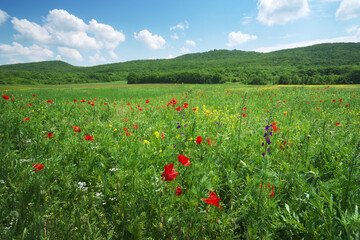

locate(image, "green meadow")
[[1, 83, 360, 239]]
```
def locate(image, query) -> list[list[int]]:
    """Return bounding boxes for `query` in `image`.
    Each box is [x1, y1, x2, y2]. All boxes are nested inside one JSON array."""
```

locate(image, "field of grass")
[[1, 83, 360, 239]]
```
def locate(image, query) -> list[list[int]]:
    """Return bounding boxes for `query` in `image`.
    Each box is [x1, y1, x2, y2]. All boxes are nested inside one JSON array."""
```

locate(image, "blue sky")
[[0, 0, 359, 66]]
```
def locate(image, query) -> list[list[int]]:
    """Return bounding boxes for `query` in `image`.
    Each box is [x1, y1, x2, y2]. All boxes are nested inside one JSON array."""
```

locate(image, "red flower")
[[46, 100, 53, 103], [176, 106, 182, 111], [24, 117, 30, 121], [126, 132, 131, 136], [139, 108, 143, 111], [74, 99, 77, 102], [28, 103, 32, 106], [133, 125, 138, 129], [207, 138, 216, 146], [192, 108, 197, 111], [243, 113, 247, 117], [2, 95, 9, 100], [338, 99, 343, 103], [336, 122, 340, 126], [123, 127, 128, 132], [269, 186, 275, 198], [146, 100, 150, 103], [33, 94, 36, 97], [345, 105, 349, 107], [178, 154, 191, 166], [332, 99, 336, 102], [81, 100, 86, 102], [72, 126, 81, 132], [161, 163, 178, 181], [183, 103, 189, 108], [127, 103, 131, 105], [85, 135, 94, 141], [196, 136, 202, 144], [46, 132, 54, 138], [243, 107, 247, 110], [103, 102, 107, 105], [32, 164, 44, 172], [272, 122, 279, 132], [175, 186, 182, 196], [202, 191, 222, 210]]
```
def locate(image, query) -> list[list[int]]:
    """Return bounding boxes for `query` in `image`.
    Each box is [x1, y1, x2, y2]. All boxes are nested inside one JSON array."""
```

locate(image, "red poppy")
[[81, 99, 86, 102], [133, 125, 138, 129], [74, 99, 77, 102], [72, 126, 81, 132], [127, 103, 131, 105], [269, 186, 275, 198], [85, 135, 94, 141], [32, 164, 44, 172], [123, 127, 128, 132], [202, 191, 222, 210], [192, 108, 197, 111], [183, 103, 189, 108], [2, 95, 9, 100], [176, 106, 182, 111], [338, 99, 343, 103], [126, 132, 131, 136], [46, 100, 53, 103], [28, 103, 32, 106], [243, 113, 247, 117], [243, 107, 247, 110], [196, 136, 202, 144], [161, 163, 178, 181], [90, 103, 95, 106], [332, 99, 336, 102], [24, 117, 30, 121], [207, 138, 216, 146], [161, 133, 165, 139], [178, 154, 190, 166], [103, 102, 107, 105], [336, 122, 340, 126], [345, 105, 349, 107], [139, 108, 143, 111], [33, 94, 36, 97], [175, 186, 182, 196], [146, 100, 150, 103], [272, 122, 279, 132], [46, 132, 54, 138]]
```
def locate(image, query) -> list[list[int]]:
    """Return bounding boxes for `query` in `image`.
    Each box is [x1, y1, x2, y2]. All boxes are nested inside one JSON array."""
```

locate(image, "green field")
[[1, 83, 360, 239]]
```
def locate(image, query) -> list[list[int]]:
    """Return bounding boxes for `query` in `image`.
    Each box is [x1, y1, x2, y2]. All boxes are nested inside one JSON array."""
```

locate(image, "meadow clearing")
[[0, 83, 359, 239]]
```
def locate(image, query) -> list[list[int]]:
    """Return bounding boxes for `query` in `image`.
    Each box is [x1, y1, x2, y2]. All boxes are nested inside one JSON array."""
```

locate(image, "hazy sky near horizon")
[[0, 0, 359, 66]]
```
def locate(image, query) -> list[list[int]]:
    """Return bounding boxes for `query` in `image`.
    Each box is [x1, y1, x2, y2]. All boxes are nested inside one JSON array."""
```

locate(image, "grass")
[[1, 83, 360, 239]]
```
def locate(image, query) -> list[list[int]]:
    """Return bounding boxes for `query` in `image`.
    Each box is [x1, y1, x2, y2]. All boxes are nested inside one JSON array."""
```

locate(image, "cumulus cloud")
[[0, 42, 53, 62], [57, 47, 83, 62], [227, 31, 258, 47], [171, 33, 179, 39], [11, 9, 125, 51], [170, 20, 189, 31], [0, 9, 10, 25], [185, 40, 196, 46], [89, 52, 107, 65], [134, 29, 166, 49], [336, 0, 360, 20], [257, 0, 310, 26]]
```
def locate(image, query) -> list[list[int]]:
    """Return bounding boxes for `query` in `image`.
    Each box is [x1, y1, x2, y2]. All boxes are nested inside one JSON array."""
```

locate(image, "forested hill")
[[0, 42, 359, 85]]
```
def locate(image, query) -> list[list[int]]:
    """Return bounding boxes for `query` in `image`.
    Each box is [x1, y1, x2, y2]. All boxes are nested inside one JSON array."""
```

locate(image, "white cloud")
[[185, 40, 196, 46], [257, 0, 310, 26], [227, 31, 258, 47], [255, 32, 360, 52], [11, 17, 52, 43], [57, 47, 83, 62], [108, 50, 119, 59], [89, 52, 107, 65], [10, 9, 125, 52], [0, 42, 53, 62], [171, 33, 179, 39], [0, 9, 10, 25], [88, 19, 125, 50], [134, 29, 166, 49], [241, 16, 252, 25], [181, 47, 190, 53], [170, 20, 189, 31], [166, 54, 176, 59], [336, 0, 360, 20]]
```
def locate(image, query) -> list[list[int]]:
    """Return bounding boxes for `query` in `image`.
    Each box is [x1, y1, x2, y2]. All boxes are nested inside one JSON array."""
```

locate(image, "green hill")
[[0, 42, 359, 85]]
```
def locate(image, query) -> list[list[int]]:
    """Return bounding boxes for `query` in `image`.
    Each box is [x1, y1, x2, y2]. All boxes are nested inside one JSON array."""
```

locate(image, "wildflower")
[[161, 163, 178, 181], [178, 154, 190, 166], [269, 186, 275, 198], [345, 105, 349, 107], [2, 95, 9, 100], [202, 191, 222, 210], [32, 164, 44, 172], [24, 117, 30, 121], [85, 135, 94, 141], [72, 126, 81, 132], [46, 100, 53, 103], [183, 103, 189, 108], [74, 99, 77, 102], [124, 127, 128, 132], [272, 122, 279, 132], [133, 125, 138, 129], [155, 131, 160, 138], [243, 113, 247, 117], [33, 94, 36, 97], [81, 100, 86, 102], [196, 136, 202, 144], [126, 132, 131, 136], [207, 138, 216, 146], [176, 106, 182, 111], [336, 122, 340, 126], [143, 139, 150, 145], [146, 100, 150, 103], [46, 132, 54, 138], [175, 186, 183, 196]]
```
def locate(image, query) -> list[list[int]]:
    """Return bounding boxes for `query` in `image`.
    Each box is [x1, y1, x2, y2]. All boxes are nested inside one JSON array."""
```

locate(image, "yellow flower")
[[155, 131, 160, 138], [159, 149, 162, 153], [143, 140, 150, 145], [114, 128, 118, 131], [109, 124, 112, 128]]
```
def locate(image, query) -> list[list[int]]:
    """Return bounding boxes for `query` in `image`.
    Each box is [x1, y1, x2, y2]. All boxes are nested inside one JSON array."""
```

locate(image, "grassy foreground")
[[1, 83, 360, 239]]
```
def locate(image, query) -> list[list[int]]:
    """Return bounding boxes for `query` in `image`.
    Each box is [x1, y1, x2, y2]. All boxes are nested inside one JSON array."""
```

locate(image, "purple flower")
[[262, 142, 265, 146], [184, 124, 187, 127], [265, 125, 270, 131], [177, 125, 181, 129], [173, 145, 176, 148], [264, 133, 267, 137], [266, 138, 271, 144], [262, 153, 265, 157], [267, 148, 270, 153], [269, 132, 273, 136], [181, 133, 184, 135]]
